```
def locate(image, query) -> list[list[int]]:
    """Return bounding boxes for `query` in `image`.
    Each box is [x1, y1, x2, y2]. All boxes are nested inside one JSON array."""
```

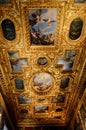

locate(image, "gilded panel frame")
[[0, 16, 20, 48], [33, 104, 51, 118], [63, 11, 86, 47], [20, 1, 65, 52]]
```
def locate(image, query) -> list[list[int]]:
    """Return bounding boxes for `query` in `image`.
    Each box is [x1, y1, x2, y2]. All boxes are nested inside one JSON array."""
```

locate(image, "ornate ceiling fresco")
[[0, 0, 86, 127]]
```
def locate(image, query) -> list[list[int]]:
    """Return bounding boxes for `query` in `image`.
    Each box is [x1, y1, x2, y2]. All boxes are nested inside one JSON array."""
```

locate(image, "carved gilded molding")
[[0, 0, 86, 127], [63, 7, 86, 47], [20, 1, 66, 52]]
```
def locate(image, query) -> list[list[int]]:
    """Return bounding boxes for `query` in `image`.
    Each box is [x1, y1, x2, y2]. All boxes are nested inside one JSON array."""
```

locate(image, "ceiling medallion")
[[37, 57, 48, 66], [32, 72, 53, 94]]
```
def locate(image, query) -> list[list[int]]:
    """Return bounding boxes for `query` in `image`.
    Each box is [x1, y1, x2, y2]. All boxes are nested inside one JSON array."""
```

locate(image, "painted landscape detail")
[[8, 51, 28, 72], [35, 106, 48, 113], [60, 78, 69, 89], [18, 96, 32, 104], [15, 78, 24, 89], [29, 9, 57, 45], [52, 94, 65, 103], [57, 50, 77, 71]]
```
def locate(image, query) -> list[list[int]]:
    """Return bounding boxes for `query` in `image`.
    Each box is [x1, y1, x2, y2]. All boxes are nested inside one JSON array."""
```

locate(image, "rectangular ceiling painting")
[[29, 8, 57, 46]]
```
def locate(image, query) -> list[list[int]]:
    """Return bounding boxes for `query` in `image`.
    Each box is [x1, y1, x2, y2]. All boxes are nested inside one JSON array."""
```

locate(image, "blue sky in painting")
[[29, 8, 57, 35]]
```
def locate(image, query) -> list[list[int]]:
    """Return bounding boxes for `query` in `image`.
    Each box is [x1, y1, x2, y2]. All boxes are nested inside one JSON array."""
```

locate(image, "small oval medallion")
[[37, 57, 48, 65]]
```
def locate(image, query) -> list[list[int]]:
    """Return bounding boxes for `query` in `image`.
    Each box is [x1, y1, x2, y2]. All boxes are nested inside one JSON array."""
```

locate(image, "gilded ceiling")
[[0, 0, 86, 127]]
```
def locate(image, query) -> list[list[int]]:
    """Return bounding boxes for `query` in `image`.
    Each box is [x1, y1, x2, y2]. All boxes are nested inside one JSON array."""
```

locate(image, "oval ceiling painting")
[[74, 0, 86, 3], [33, 72, 53, 93], [1, 19, 16, 41], [69, 18, 83, 40]]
